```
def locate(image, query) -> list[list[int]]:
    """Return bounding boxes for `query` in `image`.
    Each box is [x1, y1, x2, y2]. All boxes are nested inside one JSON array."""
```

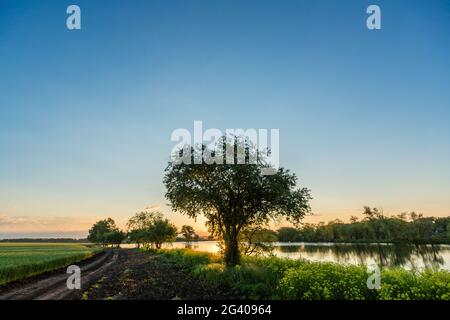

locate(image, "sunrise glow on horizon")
[[1, 0, 449, 238]]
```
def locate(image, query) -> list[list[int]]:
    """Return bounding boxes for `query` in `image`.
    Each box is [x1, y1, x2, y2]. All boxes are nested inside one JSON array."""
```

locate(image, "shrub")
[[158, 249, 218, 270], [380, 268, 450, 300], [277, 262, 373, 300], [154, 249, 450, 300]]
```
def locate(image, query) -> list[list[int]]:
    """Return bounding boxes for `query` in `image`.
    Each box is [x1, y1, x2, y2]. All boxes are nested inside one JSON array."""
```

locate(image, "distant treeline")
[[3, 208, 449, 245], [277, 207, 450, 244], [0, 238, 88, 243]]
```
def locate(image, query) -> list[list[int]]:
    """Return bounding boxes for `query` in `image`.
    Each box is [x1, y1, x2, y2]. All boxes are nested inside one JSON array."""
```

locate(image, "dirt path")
[[0, 250, 118, 300], [81, 249, 237, 300], [0, 249, 236, 300]]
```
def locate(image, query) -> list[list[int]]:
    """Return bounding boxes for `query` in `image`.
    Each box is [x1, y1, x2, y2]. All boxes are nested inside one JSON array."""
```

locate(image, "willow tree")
[[163, 136, 311, 266]]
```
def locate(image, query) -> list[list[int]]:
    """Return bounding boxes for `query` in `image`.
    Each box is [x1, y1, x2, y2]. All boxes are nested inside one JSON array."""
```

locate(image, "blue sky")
[[0, 0, 449, 237]]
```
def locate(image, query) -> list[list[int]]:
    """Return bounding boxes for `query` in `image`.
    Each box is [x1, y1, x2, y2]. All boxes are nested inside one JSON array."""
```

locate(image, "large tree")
[[181, 225, 197, 243], [104, 230, 126, 248], [146, 218, 178, 249], [126, 211, 162, 248], [126, 211, 177, 249], [87, 218, 118, 246], [164, 136, 311, 266]]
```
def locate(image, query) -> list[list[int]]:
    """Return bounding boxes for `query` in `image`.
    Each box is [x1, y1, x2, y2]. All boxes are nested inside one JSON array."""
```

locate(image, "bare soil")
[[0, 249, 237, 300], [81, 249, 237, 300]]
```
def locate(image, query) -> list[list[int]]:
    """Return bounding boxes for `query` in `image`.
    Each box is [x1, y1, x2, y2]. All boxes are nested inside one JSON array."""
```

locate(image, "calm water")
[[145, 241, 450, 271]]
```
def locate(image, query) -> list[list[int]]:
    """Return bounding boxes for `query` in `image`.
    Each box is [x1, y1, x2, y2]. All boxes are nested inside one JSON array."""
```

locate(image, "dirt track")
[[0, 249, 236, 300], [80, 249, 236, 300], [0, 250, 118, 300]]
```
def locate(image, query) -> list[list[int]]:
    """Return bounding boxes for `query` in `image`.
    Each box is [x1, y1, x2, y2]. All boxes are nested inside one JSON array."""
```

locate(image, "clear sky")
[[0, 0, 449, 238]]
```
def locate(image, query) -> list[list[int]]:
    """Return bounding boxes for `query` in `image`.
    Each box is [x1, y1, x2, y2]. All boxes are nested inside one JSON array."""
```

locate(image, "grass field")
[[0, 243, 102, 286]]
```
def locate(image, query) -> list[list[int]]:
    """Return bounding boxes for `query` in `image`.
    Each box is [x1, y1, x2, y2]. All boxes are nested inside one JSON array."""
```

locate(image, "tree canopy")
[[87, 218, 123, 247], [181, 225, 197, 242], [164, 136, 311, 266], [275, 209, 450, 244], [126, 211, 177, 249]]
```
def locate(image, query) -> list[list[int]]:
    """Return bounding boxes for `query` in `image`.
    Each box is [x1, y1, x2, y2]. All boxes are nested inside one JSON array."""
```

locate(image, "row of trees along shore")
[[278, 207, 450, 244], [87, 213, 198, 249], [88, 207, 450, 249], [88, 136, 450, 266]]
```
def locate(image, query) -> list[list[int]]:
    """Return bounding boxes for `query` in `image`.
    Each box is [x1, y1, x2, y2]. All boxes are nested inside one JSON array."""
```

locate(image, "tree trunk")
[[224, 231, 240, 267]]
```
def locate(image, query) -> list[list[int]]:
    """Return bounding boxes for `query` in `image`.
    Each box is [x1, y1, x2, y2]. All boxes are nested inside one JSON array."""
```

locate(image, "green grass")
[[0, 243, 102, 285], [156, 249, 450, 300]]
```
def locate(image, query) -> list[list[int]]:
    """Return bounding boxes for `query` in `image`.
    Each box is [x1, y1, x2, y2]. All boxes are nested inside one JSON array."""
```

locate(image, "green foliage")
[[164, 136, 311, 266], [277, 227, 302, 242], [238, 227, 278, 256], [126, 211, 177, 249], [103, 230, 126, 248], [0, 243, 101, 285], [379, 268, 450, 300], [126, 211, 162, 248], [157, 249, 219, 270], [278, 263, 373, 300], [87, 218, 120, 246], [128, 229, 147, 248], [180, 225, 197, 242], [127, 211, 162, 231], [156, 249, 450, 300], [280, 209, 450, 244], [145, 218, 178, 249]]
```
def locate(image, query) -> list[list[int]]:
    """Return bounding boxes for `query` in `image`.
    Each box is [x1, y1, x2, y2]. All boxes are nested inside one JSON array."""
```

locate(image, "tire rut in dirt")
[[82, 249, 237, 300], [0, 250, 117, 300]]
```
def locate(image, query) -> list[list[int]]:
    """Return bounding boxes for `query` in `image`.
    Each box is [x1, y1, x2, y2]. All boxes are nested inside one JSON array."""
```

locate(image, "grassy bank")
[[0, 243, 102, 285], [156, 249, 450, 300]]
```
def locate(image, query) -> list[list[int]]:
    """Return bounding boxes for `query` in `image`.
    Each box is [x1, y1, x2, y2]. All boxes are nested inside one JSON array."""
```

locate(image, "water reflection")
[[126, 241, 450, 271], [275, 243, 449, 270]]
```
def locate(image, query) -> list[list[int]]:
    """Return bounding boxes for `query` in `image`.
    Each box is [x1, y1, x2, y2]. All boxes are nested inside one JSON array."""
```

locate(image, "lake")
[[151, 241, 450, 271]]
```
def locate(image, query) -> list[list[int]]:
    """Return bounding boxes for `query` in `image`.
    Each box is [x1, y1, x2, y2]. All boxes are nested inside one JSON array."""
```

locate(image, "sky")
[[0, 0, 449, 238]]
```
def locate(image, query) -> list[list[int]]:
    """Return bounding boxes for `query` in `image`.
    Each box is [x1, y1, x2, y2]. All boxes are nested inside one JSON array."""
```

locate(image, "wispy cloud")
[[143, 204, 161, 211], [0, 214, 97, 233]]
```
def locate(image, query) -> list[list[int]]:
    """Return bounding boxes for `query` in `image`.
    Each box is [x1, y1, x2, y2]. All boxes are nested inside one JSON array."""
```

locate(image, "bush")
[[379, 268, 450, 300], [277, 263, 373, 300], [158, 249, 218, 270], [158, 249, 282, 299], [155, 249, 450, 300]]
